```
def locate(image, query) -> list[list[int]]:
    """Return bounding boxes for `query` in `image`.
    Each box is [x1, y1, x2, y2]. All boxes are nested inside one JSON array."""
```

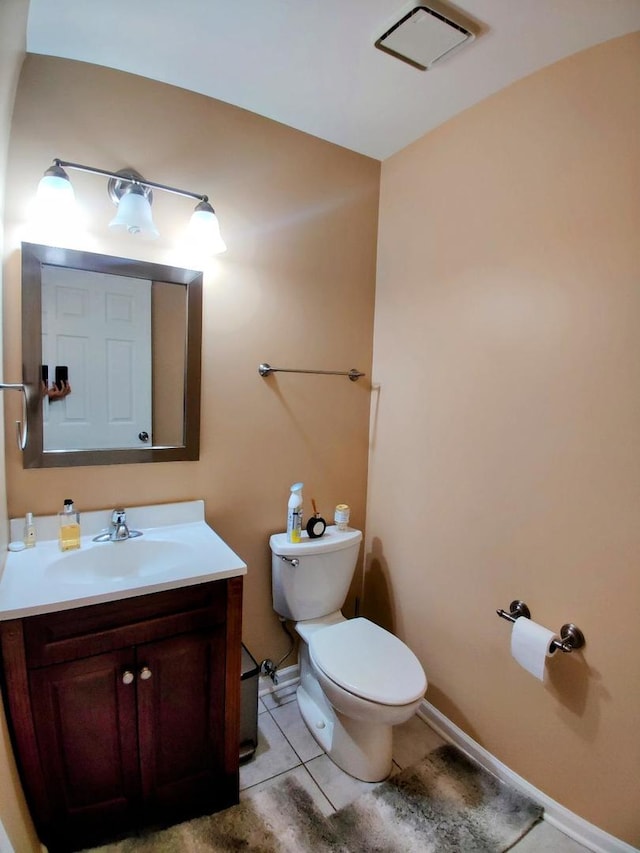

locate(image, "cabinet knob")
[[122, 670, 135, 685], [139, 666, 152, 681]]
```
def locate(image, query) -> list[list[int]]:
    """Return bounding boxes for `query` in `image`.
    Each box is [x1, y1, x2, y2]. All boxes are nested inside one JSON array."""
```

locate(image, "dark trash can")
[[240, 644, 259, 763]]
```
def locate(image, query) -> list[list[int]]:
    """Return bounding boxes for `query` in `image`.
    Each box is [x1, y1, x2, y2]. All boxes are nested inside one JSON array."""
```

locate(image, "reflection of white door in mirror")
[[41, 266, 152, 451]]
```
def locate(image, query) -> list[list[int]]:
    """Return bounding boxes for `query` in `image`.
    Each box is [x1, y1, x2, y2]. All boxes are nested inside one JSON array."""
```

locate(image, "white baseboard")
[[258, 663, 300, 702], [418, 700, 637, 853]]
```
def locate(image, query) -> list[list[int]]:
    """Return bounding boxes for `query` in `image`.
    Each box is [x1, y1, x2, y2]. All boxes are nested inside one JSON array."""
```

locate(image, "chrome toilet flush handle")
[[278, 555, 299, 568]]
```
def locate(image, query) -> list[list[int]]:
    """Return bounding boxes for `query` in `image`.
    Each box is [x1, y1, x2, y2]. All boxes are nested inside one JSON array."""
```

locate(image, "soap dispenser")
[[23, 513, 36, 548], [58, 498, 81, 551]]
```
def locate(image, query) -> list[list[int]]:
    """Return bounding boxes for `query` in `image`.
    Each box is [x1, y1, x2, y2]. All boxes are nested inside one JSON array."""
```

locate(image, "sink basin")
[[0, 501, 247, 620], [46, 537, 192, 584]]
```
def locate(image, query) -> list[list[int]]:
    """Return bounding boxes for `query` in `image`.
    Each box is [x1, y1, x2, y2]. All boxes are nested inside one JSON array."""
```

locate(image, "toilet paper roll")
[[511, 617, 559, 681]]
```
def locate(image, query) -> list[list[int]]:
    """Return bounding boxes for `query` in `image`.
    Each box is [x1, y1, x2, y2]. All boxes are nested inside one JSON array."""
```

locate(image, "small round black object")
[[306, 515, 326, 539]]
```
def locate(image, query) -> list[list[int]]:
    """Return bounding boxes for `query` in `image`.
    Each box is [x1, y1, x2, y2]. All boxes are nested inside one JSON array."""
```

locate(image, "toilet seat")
[[309, 618, 426, 706]]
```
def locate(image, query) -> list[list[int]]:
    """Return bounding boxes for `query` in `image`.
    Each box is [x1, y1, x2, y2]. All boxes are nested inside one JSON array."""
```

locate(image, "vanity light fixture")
[[36, 159, 227, 254]]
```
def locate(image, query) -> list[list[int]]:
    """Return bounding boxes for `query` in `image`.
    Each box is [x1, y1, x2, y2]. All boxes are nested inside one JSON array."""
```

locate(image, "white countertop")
[[0, 500, 247, 620]]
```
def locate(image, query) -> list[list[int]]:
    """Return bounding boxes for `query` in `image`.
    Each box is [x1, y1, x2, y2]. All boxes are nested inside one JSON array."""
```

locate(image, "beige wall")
[[368, 32, 640, 845], [0, 3, 42, 852], [2, 46, 377, 743]]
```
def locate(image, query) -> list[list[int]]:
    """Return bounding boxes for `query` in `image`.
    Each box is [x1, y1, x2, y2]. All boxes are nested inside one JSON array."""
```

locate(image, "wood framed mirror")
[[21, 242, 202, 468]]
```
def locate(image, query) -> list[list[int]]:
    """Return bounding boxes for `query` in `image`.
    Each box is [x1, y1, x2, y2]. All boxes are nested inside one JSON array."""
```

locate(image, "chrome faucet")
[[92, 508, 143, 542], [110, 508, 130, 541]]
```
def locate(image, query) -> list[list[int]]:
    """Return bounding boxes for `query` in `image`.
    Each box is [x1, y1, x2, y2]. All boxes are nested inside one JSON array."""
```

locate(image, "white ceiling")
[[26, 0, 640, 161]]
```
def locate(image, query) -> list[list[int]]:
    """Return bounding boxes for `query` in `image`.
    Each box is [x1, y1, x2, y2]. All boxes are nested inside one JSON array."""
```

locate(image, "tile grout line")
[[298, 763, 340, 815], [267, 702, 326, 763], [266, 703, 311, 766], [248, 703, 340, 814]]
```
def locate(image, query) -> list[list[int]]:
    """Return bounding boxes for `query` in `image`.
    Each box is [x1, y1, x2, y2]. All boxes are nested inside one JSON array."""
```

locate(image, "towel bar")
[[259, 363, 365, 382]]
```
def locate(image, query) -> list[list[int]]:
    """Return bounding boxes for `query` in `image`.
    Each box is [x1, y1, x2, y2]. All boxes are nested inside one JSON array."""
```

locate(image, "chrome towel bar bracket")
[[496, 600, 531, 622], [496, 599, 586, 653], [259, 363, 365, 382], [551, 624, 586, 653]]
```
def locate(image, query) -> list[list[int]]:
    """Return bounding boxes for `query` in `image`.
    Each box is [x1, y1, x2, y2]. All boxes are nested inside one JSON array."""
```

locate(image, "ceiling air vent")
[[375, 4, 475, 70]]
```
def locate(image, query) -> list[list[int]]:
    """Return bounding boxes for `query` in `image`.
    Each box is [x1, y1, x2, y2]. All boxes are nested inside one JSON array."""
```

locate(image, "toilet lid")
[[309, 618, 427, 706]]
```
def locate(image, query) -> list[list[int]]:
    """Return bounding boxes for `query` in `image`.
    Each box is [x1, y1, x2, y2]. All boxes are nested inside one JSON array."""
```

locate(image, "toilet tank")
[[270, 527, 362, 621]]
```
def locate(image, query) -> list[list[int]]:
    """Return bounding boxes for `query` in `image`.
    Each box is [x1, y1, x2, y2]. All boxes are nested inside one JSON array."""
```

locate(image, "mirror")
[[21, 242, 202, 468]]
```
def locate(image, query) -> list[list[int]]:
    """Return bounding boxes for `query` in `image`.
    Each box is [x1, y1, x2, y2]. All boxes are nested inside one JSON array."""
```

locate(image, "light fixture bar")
[[52, 158, 209, 203], [37, 158, 227, 253]]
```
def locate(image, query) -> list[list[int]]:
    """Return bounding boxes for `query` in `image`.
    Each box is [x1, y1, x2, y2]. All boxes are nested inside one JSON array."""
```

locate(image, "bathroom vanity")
[[0, 501, 246, 853]]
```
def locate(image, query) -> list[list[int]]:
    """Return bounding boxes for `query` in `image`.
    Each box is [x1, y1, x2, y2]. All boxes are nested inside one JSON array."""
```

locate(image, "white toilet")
[[270, 526, 427, 782]]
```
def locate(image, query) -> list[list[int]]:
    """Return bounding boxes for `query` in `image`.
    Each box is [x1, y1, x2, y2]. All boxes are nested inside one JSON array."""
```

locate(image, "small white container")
[[334, 504, 350, 531]]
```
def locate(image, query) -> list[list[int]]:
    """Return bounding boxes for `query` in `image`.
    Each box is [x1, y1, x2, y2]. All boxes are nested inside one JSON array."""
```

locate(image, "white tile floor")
[[240, 690, 592, 853]]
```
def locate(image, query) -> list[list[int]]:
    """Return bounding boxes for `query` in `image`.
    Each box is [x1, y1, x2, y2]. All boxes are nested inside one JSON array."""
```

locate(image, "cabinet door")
[[29, 648, 140, 852], [136, 627, 229, 824]]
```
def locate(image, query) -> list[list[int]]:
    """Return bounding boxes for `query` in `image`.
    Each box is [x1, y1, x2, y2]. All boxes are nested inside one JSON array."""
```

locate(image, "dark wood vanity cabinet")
[[0, 577, 243, 853]]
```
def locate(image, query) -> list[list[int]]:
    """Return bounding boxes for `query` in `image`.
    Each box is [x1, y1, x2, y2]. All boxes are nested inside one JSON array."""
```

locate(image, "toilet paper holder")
[[496, 600, 586, 653]]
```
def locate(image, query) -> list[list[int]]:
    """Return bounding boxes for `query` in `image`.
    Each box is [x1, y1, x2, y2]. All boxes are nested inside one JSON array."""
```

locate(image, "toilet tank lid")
[[269, 526, 362, 556]]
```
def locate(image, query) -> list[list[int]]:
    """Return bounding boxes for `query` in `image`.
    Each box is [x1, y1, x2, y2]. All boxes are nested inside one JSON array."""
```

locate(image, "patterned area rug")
[[86, 745, 543, 852]]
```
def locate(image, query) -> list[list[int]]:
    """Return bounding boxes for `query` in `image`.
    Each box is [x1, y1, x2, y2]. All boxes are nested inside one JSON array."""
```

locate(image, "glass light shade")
[[109, 186, 159, 238], [188, 201, 227, 254], [35, 165, 76, 214]]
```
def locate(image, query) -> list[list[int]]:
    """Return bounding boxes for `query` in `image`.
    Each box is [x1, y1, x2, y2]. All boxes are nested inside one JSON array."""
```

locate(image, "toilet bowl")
[[270, 527, 427, 781], [309, 616, 426, 724]]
